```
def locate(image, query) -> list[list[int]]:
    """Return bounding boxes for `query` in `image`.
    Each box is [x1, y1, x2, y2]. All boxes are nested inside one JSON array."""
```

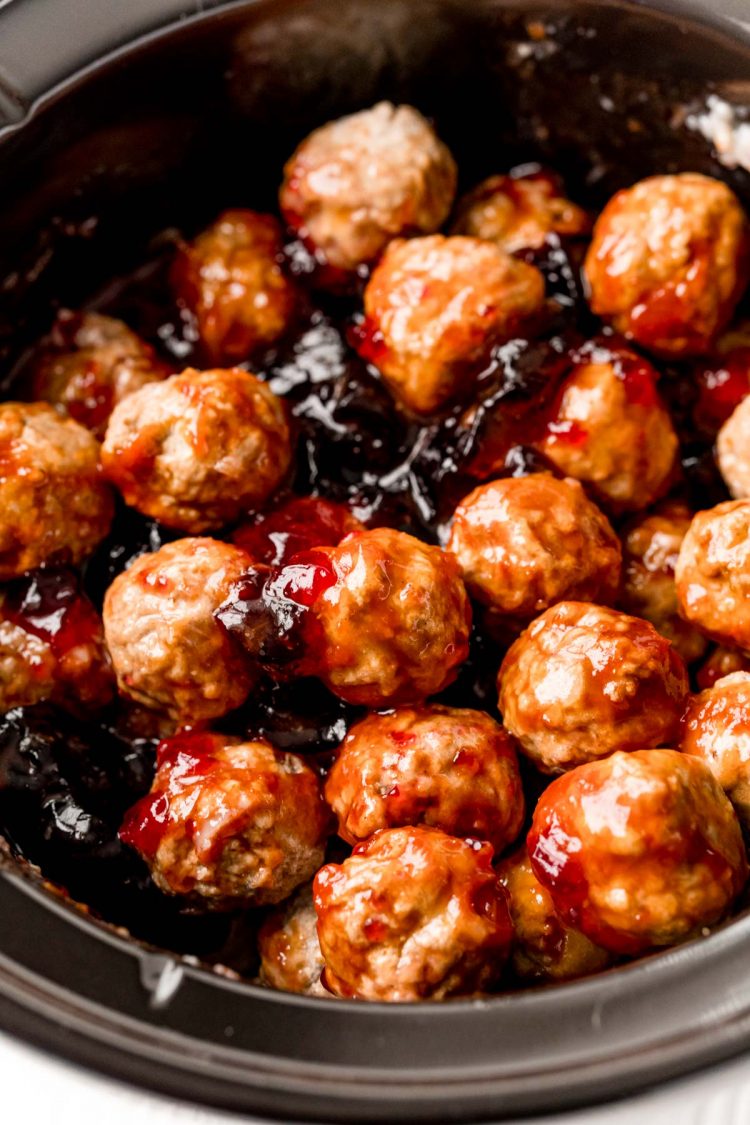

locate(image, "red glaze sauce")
[[2, 568, 103, 660], [232, 496, 362, 566]]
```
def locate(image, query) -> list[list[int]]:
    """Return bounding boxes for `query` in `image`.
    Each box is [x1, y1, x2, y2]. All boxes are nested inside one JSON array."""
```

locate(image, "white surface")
[[2, 1028, 750, 1125]]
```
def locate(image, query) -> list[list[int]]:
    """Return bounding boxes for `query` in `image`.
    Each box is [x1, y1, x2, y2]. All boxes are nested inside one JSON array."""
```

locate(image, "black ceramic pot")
[[1, 1, 750, 1119]]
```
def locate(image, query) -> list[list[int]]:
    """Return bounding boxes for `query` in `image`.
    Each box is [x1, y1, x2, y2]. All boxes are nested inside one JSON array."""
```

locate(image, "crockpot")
[[2, 0, 750, 1119]]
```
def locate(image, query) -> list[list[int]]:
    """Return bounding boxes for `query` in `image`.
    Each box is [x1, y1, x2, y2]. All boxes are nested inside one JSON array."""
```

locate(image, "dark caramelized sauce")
[[3, 568, 102, 658]]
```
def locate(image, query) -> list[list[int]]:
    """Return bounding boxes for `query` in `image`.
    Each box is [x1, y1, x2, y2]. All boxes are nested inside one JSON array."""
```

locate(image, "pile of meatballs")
[[6, 100, 750, 1004]]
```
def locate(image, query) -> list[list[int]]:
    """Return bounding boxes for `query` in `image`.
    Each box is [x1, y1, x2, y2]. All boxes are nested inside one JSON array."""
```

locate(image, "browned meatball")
[[279, 102, 457, 277], [697, 645, 750, 691], [355, 235, 545, 415], [103, 538, 255, 723], [447, 474, 621, 628], [120, 732, 330, 909], [584, 173, 750, 358], [325, 705, 524, 851], [30, 310, 170, 438], [675, 499, 750, 653], [528, 749, 747, 954], [717, 395, 750, 499], [498, 602, 689, 773], [101, 368, 291, 533], [313, 826, 512, 1000], [535, 343, 678, 512], [619, 501, 708, 664], [451, 169, 591, 253], [0, 402, 113, 579], [258, 884, 326, 995], [681, 672, 750, 827], [497, 846, 613, 982], [171, 211, 298, 364]]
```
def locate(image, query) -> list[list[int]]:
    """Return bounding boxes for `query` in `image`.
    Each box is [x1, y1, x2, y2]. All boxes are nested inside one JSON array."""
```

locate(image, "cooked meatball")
[[355, 235, 545, 415], [232, 495, 364, 565], [697, 645, 750, 690], [31, 310, 169, 439], [675, 499, 750, 653], [717, 395, 750, 499], [528, 749, 748, 954], [584, 173, 750, 358], [535, 343, 678, 512], [0, 402, 113, 579], [258, 883, 326, 995], [681, 672, 750, 827], [313, 826, 512, 1000], [619, 501, 708, 664], [325, 705, 524, 850], [120, 732, 330, 908], [103, 537, 256, 723], [451, 169, 591, 254], [498, 602, 689, 773], [171, 210, 298, 364], [279, 102, 457, 277], [101, 367, 291, 533], [0, 568, 112, 713], [498, 846, 613, 982], [447, 474, 621, 628]]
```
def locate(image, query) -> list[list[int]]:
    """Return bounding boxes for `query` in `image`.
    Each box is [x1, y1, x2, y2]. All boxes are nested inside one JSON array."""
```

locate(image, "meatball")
[[535, 343, 678, 512], [103, 537, 255, 723], [355, 235, 545, 415], [279, 102, 457, 277], [498, 602, 689, 773], [258, 883, 326, 995], [619, 501, 708, 664], [681, 672, 750, 827], [528, 749, 748, 954], [0, 402, 113, 579], [30, 310, 170, 439], [101, 367, 291, 533], [120, 732, 330, 909], [171, 210, 298, 364], [313, 826, 512, 1001], [325, 705, 524, 851], [446, 473, 621, 628], [584, 173, 750, 358], [497, 847, 613, 983], [717, 395, 750, 499], [451, 169, 591, 254], [675, 499, 750, 653], [0, 568, 112, 714], [697, 645, 750, 690], [232, 495, 364, 565]]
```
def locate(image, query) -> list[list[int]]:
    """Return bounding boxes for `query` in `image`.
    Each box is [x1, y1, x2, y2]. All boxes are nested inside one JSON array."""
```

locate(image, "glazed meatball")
[[584, 173, 750, 358], [0, 402, 113, 579], [103, 537, 255, 723], [31, 310, 169, 439], [697, 645, 750, 690], [675, 499, 750, 653], [313, 826, 512, 1001], [258, 883, 326, 995], [498, 602, 689, 773], [681, 672, 750, 827], [619, 501, 708, 664], [528, 749, 748, 954], [120, 732, 330, 908], [355, 235, 545, 415], [101, 367, 291, 533], [232, 495, 364, 565], [498, 846, 613, 982], [447, 474, 621, 628], [171, 210, 298, 364], [279, 102, 457, 277], [0, 568, 112, 714], [535, 343, 678, 512], [717, 395, 750, 499], [325, 705, 524, 850], [451, 169, 591, 254]]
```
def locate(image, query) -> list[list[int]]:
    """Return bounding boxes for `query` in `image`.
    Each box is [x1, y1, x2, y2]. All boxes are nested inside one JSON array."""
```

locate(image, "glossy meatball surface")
[[103, 537, 255, 723], [120, 732, 330, 908], [447, 473, 621, 627], [676, 500, 750, 653], [325, 705, 524, 850], [498, 602, 689, 773], [171, 210, 298, 364], [356, 235, 545, 415], [717, 395, 750, 499], [528, 749, 747, 954], [0, 402, 113, 579], [279, 101, 457, 276], [258, 883, 326, 995], [101, 367, 291, 533], [697, 645, 750, 691], [314, 826, 512, 1000], [584, 173, 750, 357], [681, 672, 750, 827]]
